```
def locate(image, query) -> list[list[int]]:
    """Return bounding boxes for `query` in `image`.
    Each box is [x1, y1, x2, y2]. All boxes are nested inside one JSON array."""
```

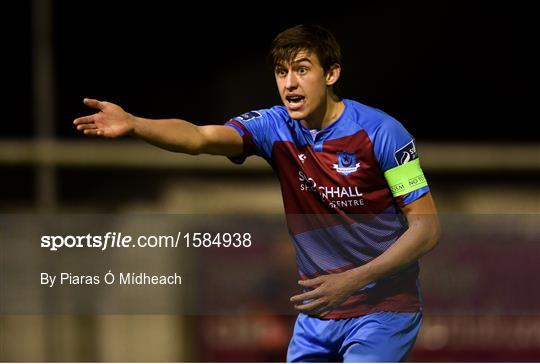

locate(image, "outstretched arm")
[[73, 98, 243, 156], [290, 192, 440, 317]]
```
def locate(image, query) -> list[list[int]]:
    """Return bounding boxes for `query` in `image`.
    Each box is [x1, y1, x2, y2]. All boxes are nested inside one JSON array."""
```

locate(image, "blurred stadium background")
[[1, 0, 539, 361]]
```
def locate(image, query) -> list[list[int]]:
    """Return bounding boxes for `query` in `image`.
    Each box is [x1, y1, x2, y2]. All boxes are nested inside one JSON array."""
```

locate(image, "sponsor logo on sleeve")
[[236, 111, 262, 121], [394, 140, 418, 165]]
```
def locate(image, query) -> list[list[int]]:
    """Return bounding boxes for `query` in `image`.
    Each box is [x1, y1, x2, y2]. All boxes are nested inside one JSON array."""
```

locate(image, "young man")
[[74, 24, 440, 362]]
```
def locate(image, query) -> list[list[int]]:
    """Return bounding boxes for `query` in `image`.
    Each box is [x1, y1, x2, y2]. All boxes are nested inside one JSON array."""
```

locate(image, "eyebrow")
[[275, 58, 313, 69], [291, 58, 312, 65]]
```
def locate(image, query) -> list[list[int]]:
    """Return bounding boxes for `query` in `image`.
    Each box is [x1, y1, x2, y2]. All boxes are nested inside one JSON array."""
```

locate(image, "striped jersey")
[[226, 98, 429, 319]]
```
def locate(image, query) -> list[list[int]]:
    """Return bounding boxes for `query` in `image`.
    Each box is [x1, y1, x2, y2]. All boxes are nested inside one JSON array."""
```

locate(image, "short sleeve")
[[371, 117, 429, 206], [225, 110, 272, 164]]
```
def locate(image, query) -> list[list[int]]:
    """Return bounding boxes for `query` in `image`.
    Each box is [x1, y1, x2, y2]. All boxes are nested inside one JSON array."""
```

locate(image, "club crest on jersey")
[[332, 152, 360, 176], [237, 111, 261, 121]]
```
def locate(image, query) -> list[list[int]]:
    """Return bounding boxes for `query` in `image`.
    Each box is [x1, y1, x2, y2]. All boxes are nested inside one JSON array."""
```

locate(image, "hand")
[[290, 270, 362, 318], [73, 98, 135, 138]]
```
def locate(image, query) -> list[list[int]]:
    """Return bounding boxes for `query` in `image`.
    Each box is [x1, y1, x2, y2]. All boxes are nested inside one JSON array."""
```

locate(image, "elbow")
[[182, 133, 205, 155], [411, 215, 440, 255], [426, 232, 439, 253], [425, 218, 441, 253], [187, 126, 208, 155]]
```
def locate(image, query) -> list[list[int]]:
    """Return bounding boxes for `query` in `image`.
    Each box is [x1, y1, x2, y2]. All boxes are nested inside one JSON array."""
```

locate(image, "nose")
[[285, 71, 298, 90]]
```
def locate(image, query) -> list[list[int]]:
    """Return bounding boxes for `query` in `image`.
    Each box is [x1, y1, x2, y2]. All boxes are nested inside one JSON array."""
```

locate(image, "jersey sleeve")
[[371, 117, 430, 206], [224, 110, 273, 164]]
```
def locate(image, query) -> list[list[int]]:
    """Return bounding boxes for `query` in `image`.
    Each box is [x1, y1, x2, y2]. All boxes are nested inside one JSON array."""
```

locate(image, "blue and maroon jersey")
[[226, 99, 429, 319]]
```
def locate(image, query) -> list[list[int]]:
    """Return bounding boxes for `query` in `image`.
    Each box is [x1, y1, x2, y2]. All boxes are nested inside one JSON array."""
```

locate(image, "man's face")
[[274, 51, 333, 122]]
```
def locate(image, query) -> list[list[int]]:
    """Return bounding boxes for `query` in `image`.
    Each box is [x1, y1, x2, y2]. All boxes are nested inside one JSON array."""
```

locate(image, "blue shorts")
[[287, 311, 422, 362]]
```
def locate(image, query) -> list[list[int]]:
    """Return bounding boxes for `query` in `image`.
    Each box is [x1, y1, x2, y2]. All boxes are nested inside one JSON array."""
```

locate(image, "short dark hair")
[[270, 24, 342, 74]]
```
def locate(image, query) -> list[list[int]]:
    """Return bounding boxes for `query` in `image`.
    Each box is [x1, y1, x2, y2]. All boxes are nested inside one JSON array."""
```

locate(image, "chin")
[[286, 109, 308, 121]]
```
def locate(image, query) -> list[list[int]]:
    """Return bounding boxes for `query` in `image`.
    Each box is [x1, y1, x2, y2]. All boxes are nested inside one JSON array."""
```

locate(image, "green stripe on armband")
[[384, 159, 428, 197]]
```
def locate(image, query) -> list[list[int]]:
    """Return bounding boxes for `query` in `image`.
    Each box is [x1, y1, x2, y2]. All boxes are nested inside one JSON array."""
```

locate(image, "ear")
[[325, 64, 341, 86]]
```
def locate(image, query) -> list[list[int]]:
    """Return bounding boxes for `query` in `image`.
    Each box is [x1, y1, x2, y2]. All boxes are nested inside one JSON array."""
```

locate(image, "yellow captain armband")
[[383, 159, 428, 197]]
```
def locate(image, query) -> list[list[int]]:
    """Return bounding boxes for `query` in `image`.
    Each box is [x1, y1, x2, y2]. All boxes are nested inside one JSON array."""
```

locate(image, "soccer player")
[[74, 24, 440, 362]]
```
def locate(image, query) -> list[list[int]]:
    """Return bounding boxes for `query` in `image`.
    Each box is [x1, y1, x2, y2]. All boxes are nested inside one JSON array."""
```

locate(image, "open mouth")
[[286, 95, 305, 110], [286, 95, 305, 104]]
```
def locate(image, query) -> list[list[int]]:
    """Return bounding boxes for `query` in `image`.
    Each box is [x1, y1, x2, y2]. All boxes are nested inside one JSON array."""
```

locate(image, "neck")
[[302, 93, 344, 130]]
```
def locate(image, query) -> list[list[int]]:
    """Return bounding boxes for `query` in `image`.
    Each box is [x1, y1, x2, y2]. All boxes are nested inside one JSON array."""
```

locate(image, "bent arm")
[[73, 98, 243, 156], [290, 192, 440, 317], [351, 192, 440, 285]]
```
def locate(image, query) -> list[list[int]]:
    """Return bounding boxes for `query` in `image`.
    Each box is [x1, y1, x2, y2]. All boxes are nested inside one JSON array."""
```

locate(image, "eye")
[[276, 68, 287, 77], [297, 66, 308, 75]]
